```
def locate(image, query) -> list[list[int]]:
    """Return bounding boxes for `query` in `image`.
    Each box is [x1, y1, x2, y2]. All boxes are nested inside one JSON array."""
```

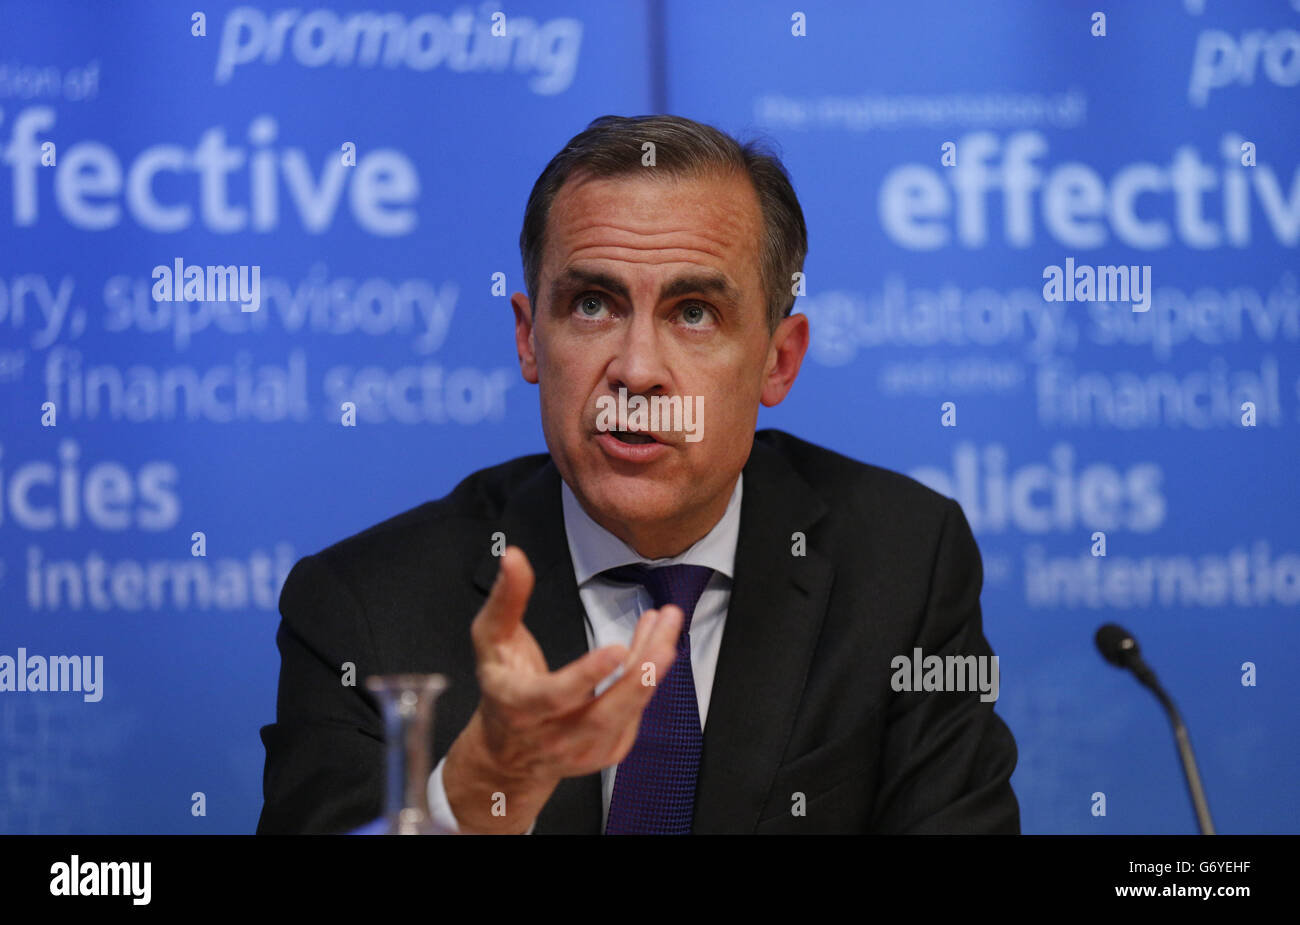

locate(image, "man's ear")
[[760, 312, 810, 407], [511, 292, 539, 384]]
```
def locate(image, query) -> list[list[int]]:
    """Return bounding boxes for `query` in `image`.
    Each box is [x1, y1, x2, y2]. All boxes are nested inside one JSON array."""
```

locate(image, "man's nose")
[[605, 310, 669, 394]]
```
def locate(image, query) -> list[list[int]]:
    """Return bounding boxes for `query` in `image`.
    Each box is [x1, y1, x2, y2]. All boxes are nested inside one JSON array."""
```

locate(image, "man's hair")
[[519, 114, 807, 334]]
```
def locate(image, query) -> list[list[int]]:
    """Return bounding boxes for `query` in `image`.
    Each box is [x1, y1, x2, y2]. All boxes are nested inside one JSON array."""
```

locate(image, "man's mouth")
[[608, 430, 657, 445]]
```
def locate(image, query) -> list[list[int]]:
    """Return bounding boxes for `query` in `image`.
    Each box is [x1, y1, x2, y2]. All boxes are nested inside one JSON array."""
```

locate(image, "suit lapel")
[[471, 460, 604, 834], [691, 436, 834, 833]]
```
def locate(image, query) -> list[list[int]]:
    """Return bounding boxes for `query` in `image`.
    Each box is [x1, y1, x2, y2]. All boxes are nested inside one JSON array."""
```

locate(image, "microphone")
[[1094, 623, 1215, 835]]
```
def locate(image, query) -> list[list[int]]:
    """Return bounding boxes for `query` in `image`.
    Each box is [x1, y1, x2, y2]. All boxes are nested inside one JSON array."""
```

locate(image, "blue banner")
[[1, 0, 1296, 834]]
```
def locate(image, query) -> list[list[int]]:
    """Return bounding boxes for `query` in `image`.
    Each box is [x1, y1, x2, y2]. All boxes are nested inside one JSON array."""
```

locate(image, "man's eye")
[[679, 302, 716, 327], [575, 293, 609, 318]]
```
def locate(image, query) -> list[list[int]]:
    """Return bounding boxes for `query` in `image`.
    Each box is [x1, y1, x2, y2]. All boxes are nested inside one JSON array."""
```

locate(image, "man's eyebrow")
[[659, 273, 741, 305], [550, 268, 630, 305], [550, 267, 742, 307]]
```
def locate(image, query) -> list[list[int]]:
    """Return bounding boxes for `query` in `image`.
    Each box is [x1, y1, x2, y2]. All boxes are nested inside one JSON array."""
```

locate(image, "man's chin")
[[579, 472, 686, 528]]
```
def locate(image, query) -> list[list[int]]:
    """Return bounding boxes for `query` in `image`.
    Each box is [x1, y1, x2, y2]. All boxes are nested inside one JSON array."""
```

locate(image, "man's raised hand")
[[442, 545, 683, 833]]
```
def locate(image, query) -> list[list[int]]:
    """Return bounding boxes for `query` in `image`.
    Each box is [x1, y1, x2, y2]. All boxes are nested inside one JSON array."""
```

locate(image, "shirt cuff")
[[428, 756, 537, 835], [428, 756, 463, 834]]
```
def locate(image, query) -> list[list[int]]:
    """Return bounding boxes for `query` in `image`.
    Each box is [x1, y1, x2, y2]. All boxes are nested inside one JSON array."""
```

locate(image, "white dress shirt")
[[427, 472, 743, 833]]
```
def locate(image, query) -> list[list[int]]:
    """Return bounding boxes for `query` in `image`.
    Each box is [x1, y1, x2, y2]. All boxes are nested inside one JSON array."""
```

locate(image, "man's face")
[[512, 169, 807, 556]]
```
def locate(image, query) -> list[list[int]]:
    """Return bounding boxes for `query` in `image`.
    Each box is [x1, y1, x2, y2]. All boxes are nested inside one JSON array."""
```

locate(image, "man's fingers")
[[584, 605, 683, 728], [475, 596, 685, 778], [471, 546, 535, 654], [622, 607, 660, 669], [506, 644, 628, 717], [554, 606, 683, 771], [513, 607, 673, 758]]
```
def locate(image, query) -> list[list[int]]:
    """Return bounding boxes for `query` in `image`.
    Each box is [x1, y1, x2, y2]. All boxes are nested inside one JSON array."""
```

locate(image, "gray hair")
[[519, 114, 807, 333]]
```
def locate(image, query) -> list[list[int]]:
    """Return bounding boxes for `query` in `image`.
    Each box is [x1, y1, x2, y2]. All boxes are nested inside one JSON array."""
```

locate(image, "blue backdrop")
[[1, 0, 1296, 834]]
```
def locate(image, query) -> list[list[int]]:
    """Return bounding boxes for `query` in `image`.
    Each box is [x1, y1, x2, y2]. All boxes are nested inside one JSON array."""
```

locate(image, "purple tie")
[[601, 563, 714, 835]]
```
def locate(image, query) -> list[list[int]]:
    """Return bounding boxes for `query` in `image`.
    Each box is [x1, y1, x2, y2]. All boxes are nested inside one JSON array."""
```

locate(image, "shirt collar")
[[562, 473, 742, 586]]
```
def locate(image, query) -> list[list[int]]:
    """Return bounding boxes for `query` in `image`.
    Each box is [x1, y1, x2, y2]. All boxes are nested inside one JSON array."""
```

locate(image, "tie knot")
[[601, 563, 715, 630]]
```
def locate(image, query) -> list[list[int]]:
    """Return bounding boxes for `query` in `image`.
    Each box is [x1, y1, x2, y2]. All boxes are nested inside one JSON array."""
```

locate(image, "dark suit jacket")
[[257, 429, 1019, 834]]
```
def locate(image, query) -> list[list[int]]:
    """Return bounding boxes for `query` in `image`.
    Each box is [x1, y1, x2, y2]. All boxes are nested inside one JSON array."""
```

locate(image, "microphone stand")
[[1134, 670, 1215, 835]]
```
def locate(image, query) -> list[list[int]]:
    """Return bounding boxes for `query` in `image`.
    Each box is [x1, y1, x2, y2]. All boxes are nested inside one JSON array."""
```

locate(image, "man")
[[257, 114, 1019, 835]]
